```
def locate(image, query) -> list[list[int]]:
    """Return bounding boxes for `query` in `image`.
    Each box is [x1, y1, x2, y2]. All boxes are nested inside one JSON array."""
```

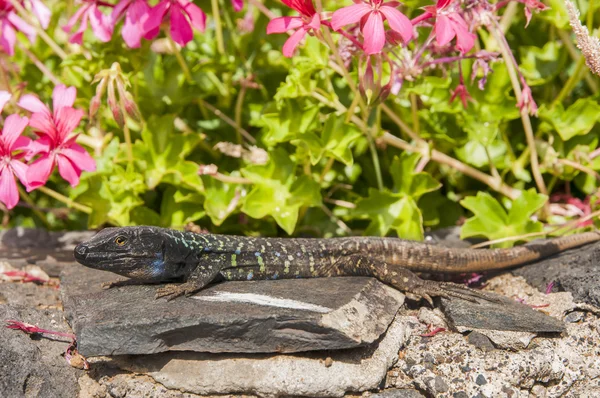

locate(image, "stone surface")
[[369, 388, 426, 398], [105, 314, 416, 397], [513, 241, 600, 307], [438, 294, 565, 333], [0, 304, 81, 397], [61, 266, 405, 357]]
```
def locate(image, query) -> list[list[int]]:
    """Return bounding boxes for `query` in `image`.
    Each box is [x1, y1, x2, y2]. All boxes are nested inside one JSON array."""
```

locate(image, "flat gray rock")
[[61, 266, 405, 357], [439, 295, 565, 333], [513, 241, 600, 307], [106, 314, 416, 397]]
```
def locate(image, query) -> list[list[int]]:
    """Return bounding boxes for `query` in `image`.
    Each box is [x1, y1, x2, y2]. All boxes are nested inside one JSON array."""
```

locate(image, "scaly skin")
[[73, 226, 600, 302]]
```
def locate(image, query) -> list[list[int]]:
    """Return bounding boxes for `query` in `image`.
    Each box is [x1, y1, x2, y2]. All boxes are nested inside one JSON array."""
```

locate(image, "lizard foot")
[[411, 280, 504, 305], [155, 282, 199, 301]]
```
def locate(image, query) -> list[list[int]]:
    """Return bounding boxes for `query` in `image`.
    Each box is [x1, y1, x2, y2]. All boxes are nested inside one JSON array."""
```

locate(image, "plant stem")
[[17, 186, 50, 228], [123, 124, 134, 165], [211, 0, 225, 55], [366, 107, 384, 191], [553, 55, 587, 105], [8, 0, 68, 60], [167, 33, 193, 83], [16, 42, 61, 85], [234, 83, 247, 144], [198, 99, 257, 143], [319, 157, 335, 183], [38, 186, 92, 214], [490, 22, 547, 197]]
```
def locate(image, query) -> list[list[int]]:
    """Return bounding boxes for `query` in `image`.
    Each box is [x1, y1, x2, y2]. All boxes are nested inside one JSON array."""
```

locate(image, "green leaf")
[[460, 190, 547, 247], [390, 153, 441, 198], [202, 177, 238, 226], [260, 101, 320, 146], [241, 148, 321, 234], [353, 189, 424, 240], [539, 99, 600, 141], [160, 186, 206, 227], [519, 42, 566, 86], [292, 113, 362, 166]]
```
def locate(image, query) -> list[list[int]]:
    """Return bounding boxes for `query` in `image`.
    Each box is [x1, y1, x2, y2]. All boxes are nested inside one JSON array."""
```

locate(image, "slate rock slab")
[[106, 314, 416, 397], [61, 266, 405, 357], [513, 241, 600, 307], [439, 294, 565, 333]]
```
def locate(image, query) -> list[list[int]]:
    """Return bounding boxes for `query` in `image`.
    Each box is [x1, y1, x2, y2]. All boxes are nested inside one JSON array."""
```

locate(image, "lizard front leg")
[[155, 263, 222, 301]]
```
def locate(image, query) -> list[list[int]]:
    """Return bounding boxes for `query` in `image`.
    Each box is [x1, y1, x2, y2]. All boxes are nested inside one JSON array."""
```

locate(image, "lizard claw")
[[155, 282, 200, 301]]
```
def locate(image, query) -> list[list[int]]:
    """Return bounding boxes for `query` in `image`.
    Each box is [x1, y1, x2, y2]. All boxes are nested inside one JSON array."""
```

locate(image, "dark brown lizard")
[[73, 226, 600, 302]]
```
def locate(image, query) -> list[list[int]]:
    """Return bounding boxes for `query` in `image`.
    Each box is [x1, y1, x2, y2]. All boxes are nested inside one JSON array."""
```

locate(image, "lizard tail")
[[390, 231, 600, 273]]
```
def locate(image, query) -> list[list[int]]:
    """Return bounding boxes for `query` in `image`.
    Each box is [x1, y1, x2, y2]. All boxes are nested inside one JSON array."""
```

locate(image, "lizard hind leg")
[[344, 256, 502, 305]]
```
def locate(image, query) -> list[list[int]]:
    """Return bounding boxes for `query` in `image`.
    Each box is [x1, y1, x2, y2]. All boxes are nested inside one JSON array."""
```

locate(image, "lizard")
[[73, 226, 600, 303]]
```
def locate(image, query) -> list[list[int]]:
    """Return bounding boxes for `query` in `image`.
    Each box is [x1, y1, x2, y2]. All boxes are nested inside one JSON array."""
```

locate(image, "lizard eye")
[[115, 236, 128, 246]]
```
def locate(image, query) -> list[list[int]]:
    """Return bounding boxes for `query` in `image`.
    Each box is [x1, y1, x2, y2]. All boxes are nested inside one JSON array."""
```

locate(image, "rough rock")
[[369, 388, 426, 398], [513, 241, 600, 306], [104, 314, 416, 397], [438, 294, 565, 333], [0, 304, 81, 397], [61, 266, 405, 356]]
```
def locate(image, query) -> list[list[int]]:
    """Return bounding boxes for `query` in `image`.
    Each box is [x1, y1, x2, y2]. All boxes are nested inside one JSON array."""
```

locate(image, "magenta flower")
[[0, 111, 32, 209], [266, 0, 321, 57], [515, 0, 547, 27], [231, 0, 243, 12], [17, 85, 96, 189], [331, 0, 412, 55], [62, 0, 113, 45], [0, 1, 37, 55], [144, 0, 206, 47], [426, 0, 475, 53], [112, 0, 155, 48], [27, 0, 51, 29]]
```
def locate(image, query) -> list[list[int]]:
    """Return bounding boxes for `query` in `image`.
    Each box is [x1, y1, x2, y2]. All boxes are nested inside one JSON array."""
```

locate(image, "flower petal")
[[331, 3, 372, 31], [0, 21, 17, 56], [143, 0, 169, 36], [231, 0, 244, 12], [28, 113, 57, 138], [7, 12, 37, 43], [18, 94, 49, 114], [57, 154, 82, 187], [435, 14, 455, 46], [52, 85, 77, 111], [9, 159, 29, 187], [0, 91, 11, 114], [61, 143, 96, 172], [55, 107, 84, 142], [122, 0, 152, 48], [282, 27, 307, 57], [62, 4, 88, 33], [169, 5, 194, 46], [26, 154, 55, 191], [2, 114, 29, 152], [30, 0, 52, 29], [362, 11, 386, 55], [449, 14, 475, 53], [111, 0, 133, 21], [89, 5, 113, 42], [0, 166, 19, 209], [380, 6, 412, 43], [23, 134, 53, 160], [266, 16, 304, 34], [183, 1, 206, 33]]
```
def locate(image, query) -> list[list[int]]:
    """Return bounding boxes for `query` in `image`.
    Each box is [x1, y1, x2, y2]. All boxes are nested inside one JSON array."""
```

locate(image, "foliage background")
[[7, 0, 600, 245]]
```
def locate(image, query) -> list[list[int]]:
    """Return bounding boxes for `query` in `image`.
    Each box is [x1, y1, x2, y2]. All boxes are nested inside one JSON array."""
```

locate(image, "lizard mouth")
[[73, 244, 157, 265]]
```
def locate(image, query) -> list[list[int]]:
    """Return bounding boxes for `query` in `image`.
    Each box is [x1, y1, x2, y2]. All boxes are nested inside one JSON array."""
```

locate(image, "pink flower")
[[62, 0, 113, 45], [426, 0, 476, 53], [449, 82, 471, 108], [27, 0, 51, 29], [0, 1, 37, 55], [18, 85, 96, 189], [144, 0, 206, 47], [112, 0, 155, 48], [516, 0, 547, 28], [0, 112, 32, 209], [231, 0, 243, 12], [331, 0, 412, 55], [266, 0, 321, 57]]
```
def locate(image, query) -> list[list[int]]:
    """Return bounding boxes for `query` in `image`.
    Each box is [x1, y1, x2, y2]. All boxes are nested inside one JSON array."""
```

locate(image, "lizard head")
[[74, 226, 170, 281]]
